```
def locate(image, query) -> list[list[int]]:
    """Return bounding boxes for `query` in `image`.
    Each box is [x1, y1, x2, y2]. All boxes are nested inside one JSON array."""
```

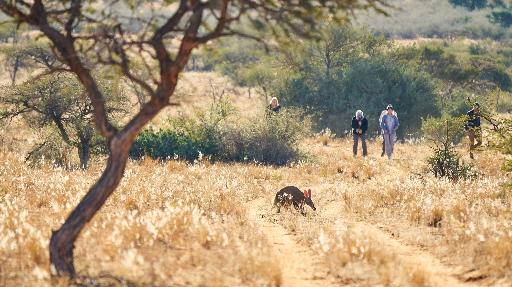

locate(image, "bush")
[[469, 43, 487, 55], [129, 124, 219, 162], [422, 115, 477, 180], [129, 102, 227, 161], [341, 57, 440, 138], [427, 148, 477, 180], [130, 102, 310, 165], [219, 108, 311, 165]]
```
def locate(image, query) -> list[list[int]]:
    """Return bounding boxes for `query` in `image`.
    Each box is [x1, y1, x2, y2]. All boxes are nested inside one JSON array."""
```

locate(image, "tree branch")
[[20, 0, 118, 140]]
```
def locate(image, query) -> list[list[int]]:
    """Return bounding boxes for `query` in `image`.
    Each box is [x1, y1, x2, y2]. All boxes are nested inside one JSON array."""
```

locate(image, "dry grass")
[[154, 71, 266, 124], [259, 137, 512, 285], [0, 152, 281, 286], [2, 27, 512, 285], [1, 103, 512, 286]]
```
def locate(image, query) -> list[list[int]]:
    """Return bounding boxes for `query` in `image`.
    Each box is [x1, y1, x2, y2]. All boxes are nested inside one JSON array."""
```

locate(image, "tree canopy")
[[0, 0, 390, 278]]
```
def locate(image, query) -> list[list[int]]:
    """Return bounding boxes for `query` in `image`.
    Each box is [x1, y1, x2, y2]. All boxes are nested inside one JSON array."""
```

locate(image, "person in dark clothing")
[[267, 97, 281, 113], [465, 102, 482, 159], [352, 110, 368, 156]]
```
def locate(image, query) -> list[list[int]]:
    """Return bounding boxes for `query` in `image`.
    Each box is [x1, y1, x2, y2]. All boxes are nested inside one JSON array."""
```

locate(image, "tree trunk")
[[11, 56, 20, 86], [78, 141, 90, 170], [49, 136, 131, 276]]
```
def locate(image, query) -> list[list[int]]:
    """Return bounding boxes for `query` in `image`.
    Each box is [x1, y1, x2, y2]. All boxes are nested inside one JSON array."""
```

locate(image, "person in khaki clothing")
[[465, 102, 482, 159]]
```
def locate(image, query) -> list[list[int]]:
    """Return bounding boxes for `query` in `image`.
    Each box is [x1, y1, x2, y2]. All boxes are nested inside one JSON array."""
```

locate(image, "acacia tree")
[[0, 30, 56, 85], [1, 72, 126, 169], [0, 0, 389, 277]]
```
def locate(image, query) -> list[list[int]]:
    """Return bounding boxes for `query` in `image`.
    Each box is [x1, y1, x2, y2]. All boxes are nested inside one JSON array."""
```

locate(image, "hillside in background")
[[355, 0, 511, 40]]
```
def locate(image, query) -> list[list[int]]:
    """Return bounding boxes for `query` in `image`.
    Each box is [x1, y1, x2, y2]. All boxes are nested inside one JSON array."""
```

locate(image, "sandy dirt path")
[[247, 196, 479, 287], [321, 201, 478, 287], [246, 197, 338, 287]]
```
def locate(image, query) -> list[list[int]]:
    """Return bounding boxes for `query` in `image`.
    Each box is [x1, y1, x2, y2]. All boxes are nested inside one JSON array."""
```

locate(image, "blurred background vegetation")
[[1, 0, 512, 167]]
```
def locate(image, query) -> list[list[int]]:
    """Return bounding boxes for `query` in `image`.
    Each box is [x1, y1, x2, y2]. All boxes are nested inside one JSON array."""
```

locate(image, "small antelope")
[[273, 186, 316, 216]]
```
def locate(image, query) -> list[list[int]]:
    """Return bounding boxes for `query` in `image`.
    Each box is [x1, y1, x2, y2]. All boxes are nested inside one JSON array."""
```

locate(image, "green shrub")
[[427, 148, 477, 180], [422, 115, 477, 180], [219, 108, 311, 165], [130, 103, 310, 165], [129, 124, 219, 161], [469, 43, 487, 55]]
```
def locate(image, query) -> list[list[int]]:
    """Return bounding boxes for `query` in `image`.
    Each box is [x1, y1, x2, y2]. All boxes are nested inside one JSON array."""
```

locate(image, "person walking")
[[352, 110, 368, 157], [465, 102, 482, 159], [380, 104, 399, 159]]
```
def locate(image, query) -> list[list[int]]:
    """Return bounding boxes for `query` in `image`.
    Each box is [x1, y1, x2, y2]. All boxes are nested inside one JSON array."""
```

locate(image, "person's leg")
[[362, 134, 368, 156], [468, 129, 476, 159], [475, 128, 482, 148], [353, 134, 359, 156], [381, 135, 385, 157], [468, 129, 475, 158], [389, 132, 396, 158], [468, 129, 476, 149], [384, 133, 392, 159]]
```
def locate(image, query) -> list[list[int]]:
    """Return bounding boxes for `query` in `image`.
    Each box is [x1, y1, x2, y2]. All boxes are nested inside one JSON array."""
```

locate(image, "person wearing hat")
[[351, 109, 368, 157], [465, 102, 482, 159], [379, 104, 399, 159]]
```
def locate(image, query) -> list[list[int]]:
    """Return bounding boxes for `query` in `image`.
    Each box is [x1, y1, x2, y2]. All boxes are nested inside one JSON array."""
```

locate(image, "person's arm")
[[362, 118, 368, 133], [394, 116, 399, 130], [380, 115, 386, 131], [351, 118, 358, 130]]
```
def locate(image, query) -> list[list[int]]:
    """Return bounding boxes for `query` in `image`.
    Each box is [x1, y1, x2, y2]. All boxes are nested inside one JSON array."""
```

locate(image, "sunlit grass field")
[[1, 130, 510, 286]]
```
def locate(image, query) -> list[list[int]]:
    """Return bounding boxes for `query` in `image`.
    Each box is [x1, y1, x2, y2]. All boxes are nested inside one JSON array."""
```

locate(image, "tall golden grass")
[[0, 152, 282, 286], [1, 98, 511, 286]]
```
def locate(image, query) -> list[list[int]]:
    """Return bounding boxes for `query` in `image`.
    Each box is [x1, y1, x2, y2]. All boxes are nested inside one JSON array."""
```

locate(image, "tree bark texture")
[[50, 135, 130, 276], [0, 0, 386, 279]]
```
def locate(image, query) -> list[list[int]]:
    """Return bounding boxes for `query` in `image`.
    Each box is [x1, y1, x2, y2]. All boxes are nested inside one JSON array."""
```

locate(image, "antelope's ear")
[[303, 190, 308, 197], [308, 189, 312, 197]]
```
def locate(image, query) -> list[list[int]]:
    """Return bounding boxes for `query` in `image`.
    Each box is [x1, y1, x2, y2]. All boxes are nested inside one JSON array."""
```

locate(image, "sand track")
[[246, 197, 338, 287], [247, 197, 478, 287]]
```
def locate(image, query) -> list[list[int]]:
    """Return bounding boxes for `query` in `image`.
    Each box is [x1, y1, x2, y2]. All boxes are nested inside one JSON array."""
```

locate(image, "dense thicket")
[[205, 25, 512, 139], [130, 102, 310, 165], [206, 27, 435, 138]]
